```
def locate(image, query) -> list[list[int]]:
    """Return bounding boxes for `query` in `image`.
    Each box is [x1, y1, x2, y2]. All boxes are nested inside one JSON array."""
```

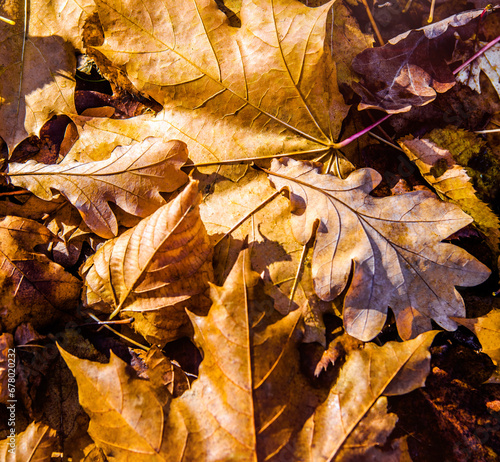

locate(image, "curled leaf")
[[81, 180, 213, 345], [268, 158, 490, 341], [6, 137, 189, 238]]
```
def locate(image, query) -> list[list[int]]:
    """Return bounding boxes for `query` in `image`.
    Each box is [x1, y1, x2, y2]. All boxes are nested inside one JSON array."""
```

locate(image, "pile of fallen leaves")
[[1, 0, 500, 460]]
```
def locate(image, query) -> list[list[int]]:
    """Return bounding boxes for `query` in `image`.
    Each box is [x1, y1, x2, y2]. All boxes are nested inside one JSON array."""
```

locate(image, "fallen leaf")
[[287, 331, 438, 461], [453, 308, 500, 382], [81, 180, 213, 345], [0, 421, 57, 462], [88, 0, 349, 164], [267, 157, 490, 341], [6, 137, 189, 238], [0, 216, 81, 332], [0, 0, 94, 151], [455, 42, 500, 99], [351, 9, 484, 113], [399, 135, 500, 252]]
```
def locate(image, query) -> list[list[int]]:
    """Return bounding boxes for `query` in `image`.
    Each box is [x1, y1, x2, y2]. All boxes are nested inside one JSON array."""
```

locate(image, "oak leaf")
[[0, 0, 94, 151], [87, 0, 349, 164], [0, 421, 57, 462], [400, 135, 500, 252], [351, 9, 484, 113], [6, 137, 189, 238], [81, 180, 213, 345], [62, 249, 438, 461], [268, 157, 490, 341], [0, 216, 81, 332]]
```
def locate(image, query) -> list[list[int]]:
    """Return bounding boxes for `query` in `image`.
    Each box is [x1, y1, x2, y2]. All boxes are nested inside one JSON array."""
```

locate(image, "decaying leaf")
[[268, 157, 490, 341], [351, 9, 484, 113], [456, 42, 500, 99], [0, 333, 14, 404], [88, 0, 349, 164], [62, 250, 439, 461], [0, 421, 57, 462], [81, 180, 213, 345], [6, 137, 189, 238], [0, 0, 94, 152], [400, 135, 500, 252], [286, 331, 438, 461], [0, 216, 81, 332], [453, 308, 500, 383]]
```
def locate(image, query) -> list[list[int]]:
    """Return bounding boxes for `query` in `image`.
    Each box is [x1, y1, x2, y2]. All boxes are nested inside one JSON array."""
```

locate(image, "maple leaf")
[[351, 9, 484, 114], [267, 157, 490, 341], [85, 0, 349, 164], [0, 421, 57, 461], [81, 180, 213, 345], [0, 0, 94, 152], [61, 249, 438, 461], [6, 137, 189, 238], [399, 135, 500, 252], [0, 216, 81, 332]]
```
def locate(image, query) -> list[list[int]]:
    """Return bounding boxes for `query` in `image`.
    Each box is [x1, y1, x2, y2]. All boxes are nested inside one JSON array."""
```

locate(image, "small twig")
[[360, 0, 384, 46], [453, 34, 500, 76], [475, 128, 500, 134], [288, 243, 309, 310], [88, 313, 149, 350], [368, 132, 405, 152]]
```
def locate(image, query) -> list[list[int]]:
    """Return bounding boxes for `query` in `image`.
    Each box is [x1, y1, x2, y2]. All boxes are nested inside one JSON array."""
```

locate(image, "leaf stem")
[[0, 190, 31, 197], [332, 114, 392, 149], [0, 15, 15, 25], [215, 191, 282, 245], [88, 313, 149, 350], [453, 34, 500, 75]]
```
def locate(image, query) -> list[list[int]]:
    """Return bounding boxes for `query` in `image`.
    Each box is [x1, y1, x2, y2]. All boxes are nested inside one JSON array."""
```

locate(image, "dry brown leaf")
[[453, 308, 500, 383], [268, 157, 491, 341], [0, 0, 94, 152], [351, 9, 484, 114], [400, 135, 500, 252], [81, 180, 213, 345], [87, 0, 349, 164], [0, 333, 14, 404], [6, 137, 189, 238], [0, 421, 57, 462], [0, 216, 81, 332], [287, 331, 438, 461]]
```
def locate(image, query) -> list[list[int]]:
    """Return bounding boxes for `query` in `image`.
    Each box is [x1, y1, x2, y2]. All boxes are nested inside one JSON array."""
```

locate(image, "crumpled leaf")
[[0, 216, 81, 332], [88, 0, 349, 164], [268, 157, 490, 341], [351, 9, 484, 114], [399, 135, 500, 252], [286, 331, 438, 461], [455, 42, 500, 99], [81, 180, 213, 345], [0, 421, 57, 462], [453, 308, 500, 383], [6, 137, 189, 238], [0, 0, 94, 152]]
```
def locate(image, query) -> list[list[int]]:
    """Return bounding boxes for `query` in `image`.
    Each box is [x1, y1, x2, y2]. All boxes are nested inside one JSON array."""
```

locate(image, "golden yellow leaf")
[[81, 180, 213, 345], [6, 137, 189, 238], [0, 421, 57, 462], [88, 0, 349, 164], [400, 135, 500, 252], [0, 0, 94, 151], [268, 157, 490, 341], [0, 216, 81, 331]]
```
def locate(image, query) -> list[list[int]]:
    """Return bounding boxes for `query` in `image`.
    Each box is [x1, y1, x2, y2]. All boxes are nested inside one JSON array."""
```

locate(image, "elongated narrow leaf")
[[7, 137, 189, 238], [0, 216, 81, 331], [287, 331, 438, 461], [81, 180, 213, 345], [89, 0, 348, 164], [0, 421, 57, 462], [400, 135, 500, 251], [268, 158, 490, 341]]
